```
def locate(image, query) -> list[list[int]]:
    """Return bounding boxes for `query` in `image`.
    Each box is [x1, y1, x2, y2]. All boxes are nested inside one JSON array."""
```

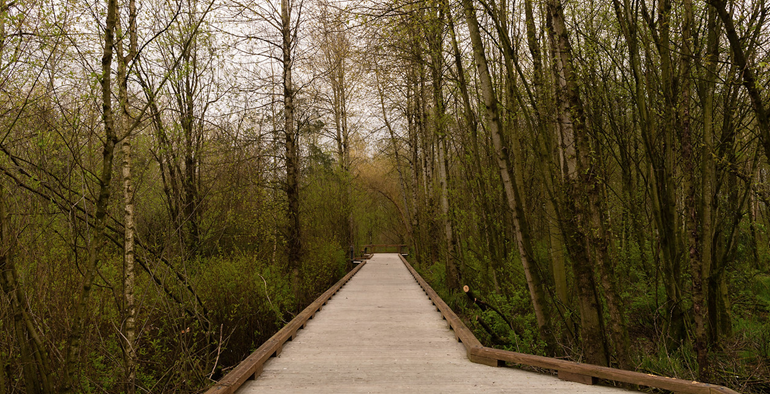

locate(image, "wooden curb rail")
[[363, 243, 408, 255], [398, 255, 740, 394], [204, 261, 367, 394]]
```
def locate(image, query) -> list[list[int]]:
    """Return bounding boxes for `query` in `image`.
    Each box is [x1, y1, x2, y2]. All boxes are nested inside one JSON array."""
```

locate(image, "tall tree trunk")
[[407, 75, 424, 265], [523, 0, 568, 317], [656, 0, 686, 346], [282, 0, 301, 300], [321, 4, 353, 264], [427, 2, 460, 291], [700, 0, 725, 374], [547, 0, 614, 366], [461, 0, 557, 355], [63, 0, 118, 388], [376, 71, 413, 244], [614, 0, 685, 346], [116, 2, 138, 390], [446, 4, 502, 288], [681, 0, 709, 380]]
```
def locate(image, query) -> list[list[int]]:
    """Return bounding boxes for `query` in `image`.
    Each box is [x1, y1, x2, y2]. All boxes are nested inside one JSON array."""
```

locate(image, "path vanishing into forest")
[[227, 253, 631, 393], [207, 252, 738, 394]]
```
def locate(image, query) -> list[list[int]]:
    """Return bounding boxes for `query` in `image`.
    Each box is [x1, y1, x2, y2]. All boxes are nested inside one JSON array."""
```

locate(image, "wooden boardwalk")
[[235, 253, 631, 393]]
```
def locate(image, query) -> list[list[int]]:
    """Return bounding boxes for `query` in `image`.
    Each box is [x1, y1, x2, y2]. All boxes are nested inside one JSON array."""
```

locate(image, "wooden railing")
[[362, 243, 408, 256], [203, 261, 367, 394], [398, 255, 740, 394]]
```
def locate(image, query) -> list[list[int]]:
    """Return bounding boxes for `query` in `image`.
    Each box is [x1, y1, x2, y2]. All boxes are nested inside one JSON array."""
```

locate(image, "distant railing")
[[204, 261, 367, 394], [397, 255, 739, 394], [362, 243, 408, 256]]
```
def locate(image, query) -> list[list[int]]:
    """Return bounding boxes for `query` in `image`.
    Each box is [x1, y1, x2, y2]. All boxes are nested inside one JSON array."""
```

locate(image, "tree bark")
[[427, 2, 460, 291], [614, 0, 685, 346], [681, 0, 710, 380], [523, 0, 568, 317], [461, 0, 557, 355], [446, 4, 503, 289], [282, 0, 301, 300], [63, 0, 118, 388], [116, 4, 138, 389], [547, 0, 615, 366]]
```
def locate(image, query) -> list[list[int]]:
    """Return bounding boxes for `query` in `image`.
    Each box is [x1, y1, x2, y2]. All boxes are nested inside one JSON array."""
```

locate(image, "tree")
[[314, 0, 357, 265], [116, 0, 139, 388], [281, 0, 302, 299], [461, 0, 558, 356], [63, 0, 120, 388]]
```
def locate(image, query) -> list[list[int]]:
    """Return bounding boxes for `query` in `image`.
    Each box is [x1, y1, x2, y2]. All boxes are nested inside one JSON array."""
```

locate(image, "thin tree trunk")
[[427, 3, 459, 291], [708, 0, 770, 167], [63, 0, 118, 388], [116, 6, 138, 389], [376, 71, 414, 243], [461, 0, 557, 355], [120, 136, 138, 394], [282, 0, 301, 300], [116, 2, 138, 389], [408, 77, 424, 265], [438, 135, 459, 290], [681, 0, 709, 380], [614, 0, 685, 346], [523, 0, 568, 315], [446, 4, 502, 287]]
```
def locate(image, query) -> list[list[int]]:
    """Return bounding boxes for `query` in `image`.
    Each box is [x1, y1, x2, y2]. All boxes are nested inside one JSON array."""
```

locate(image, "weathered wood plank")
[[559, 370, 598, 385], [398, 254, 482, 354], [470, 330, 740, 394]]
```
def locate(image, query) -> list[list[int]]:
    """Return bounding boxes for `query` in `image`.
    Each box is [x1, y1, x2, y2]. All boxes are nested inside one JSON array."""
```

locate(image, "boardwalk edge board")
[[397, 255, 740, 394], [203, 261, 368, 394]]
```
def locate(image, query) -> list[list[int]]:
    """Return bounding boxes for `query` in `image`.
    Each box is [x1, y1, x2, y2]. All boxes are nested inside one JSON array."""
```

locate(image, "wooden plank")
[[250, 364, 263, 380], [363, 244, 409, 255], [397, 255, 483, 356], [559, 370, 597, 385], [471, 347, 741, 394], [203, 260, 367, 394]]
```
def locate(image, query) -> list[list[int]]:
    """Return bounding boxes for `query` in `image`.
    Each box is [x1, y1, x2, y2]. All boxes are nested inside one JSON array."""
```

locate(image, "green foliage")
[[637, 342, 698, 381], [417, 257, 545, 356], [300, 239, 347, 300]]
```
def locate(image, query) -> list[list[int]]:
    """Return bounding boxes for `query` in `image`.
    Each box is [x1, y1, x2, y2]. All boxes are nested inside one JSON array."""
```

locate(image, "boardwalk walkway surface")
[[236, 253, 631, 393]]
